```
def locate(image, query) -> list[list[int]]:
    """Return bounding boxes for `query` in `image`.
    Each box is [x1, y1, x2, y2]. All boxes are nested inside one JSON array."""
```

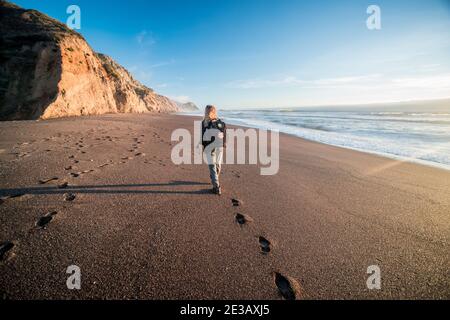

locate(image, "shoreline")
[[0, 113, 449, 299], [176, 113, 450, 172]]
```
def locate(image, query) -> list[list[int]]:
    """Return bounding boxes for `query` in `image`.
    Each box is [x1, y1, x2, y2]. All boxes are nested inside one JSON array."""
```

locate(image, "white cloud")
[[226, 74, 383, 89], [136, 30, 155, 46], [419, 64, 441, 72], [226, 77, 300, 89], [226, 73, 450, 91], [223, 73, 450, 106], [150, 59, 176, 68], [312, 74, 382, 86], [390, 74, 450, 89]]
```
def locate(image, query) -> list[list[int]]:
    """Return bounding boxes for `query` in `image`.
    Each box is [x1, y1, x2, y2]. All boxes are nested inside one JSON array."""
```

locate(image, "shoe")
[[212, 186, 222, 195]]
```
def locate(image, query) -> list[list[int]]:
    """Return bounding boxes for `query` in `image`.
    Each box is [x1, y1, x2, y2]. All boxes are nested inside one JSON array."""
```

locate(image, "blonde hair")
[[204, 105, 218, 122]]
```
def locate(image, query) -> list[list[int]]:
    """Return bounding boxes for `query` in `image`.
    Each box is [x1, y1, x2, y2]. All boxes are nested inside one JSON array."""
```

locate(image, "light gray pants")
[[207, 147, 224, 188]]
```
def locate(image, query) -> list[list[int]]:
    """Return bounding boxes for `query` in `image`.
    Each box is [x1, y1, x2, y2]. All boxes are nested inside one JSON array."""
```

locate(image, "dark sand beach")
[[0, 114, 449, 299]]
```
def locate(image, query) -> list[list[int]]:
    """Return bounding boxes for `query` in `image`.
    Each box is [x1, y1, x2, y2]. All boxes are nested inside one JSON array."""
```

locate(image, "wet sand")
[[0, 113, 449, 299]]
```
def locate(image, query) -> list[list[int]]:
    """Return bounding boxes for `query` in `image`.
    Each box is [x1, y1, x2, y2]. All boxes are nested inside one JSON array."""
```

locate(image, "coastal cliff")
[[0, 0, 179, 120]]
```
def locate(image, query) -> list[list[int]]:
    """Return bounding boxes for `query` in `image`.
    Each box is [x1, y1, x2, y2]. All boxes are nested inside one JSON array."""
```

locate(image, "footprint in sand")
[[18, 152, 31, 158], [38, 177, 59, 184], [274, 273, 302, 300], [231, 198, 243, 207], [235, 213, 253, 226], [58, 182, 69, 189], [259, 236, 272, 254], [64, 193, 76, 202], [0, 242, 15, 261], [232, 171, 241, 178], [36, 211, 58, 229]]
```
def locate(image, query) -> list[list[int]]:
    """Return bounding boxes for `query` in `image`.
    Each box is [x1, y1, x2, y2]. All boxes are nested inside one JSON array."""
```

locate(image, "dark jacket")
[[201, 119, 227, 148]]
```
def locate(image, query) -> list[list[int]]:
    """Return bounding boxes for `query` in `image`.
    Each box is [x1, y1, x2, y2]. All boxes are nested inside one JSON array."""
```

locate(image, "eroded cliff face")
[[0, 1, 179, 120]]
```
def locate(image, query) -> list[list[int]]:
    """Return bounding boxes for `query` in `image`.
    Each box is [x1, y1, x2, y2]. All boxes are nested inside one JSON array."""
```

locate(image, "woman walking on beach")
[[201, 105, 227, 195]]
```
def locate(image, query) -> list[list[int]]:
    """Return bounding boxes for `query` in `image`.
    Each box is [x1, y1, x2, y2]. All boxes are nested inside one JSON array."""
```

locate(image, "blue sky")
[[13, 0, 450, 108]]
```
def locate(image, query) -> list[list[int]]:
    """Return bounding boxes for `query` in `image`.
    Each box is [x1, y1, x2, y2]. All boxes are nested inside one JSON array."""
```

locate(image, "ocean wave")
[[224, 112, 450, 125], [220, 110, 450, 171], [181, 110, 450, 170]]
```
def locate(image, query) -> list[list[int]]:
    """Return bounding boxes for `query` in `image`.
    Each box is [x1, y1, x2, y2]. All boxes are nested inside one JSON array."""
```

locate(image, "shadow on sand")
[[0, 181, 213, 197]]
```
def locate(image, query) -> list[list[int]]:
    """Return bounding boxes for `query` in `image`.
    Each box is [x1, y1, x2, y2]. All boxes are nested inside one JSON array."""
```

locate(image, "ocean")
[[183, 106, 450, 170]]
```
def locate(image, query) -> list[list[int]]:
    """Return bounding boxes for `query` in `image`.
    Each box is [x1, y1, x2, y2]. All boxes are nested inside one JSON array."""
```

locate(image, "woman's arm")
[[223, 122, 227, 148]]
